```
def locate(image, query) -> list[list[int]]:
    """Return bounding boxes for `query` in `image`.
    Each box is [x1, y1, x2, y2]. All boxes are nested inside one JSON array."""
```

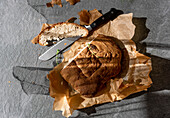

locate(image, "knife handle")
[[90, 8, 123, 29]]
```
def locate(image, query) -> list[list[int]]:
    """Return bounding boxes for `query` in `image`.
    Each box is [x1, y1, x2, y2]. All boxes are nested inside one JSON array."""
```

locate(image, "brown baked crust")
[[37, 22, 89, 46], [60, 35, 122, 97]]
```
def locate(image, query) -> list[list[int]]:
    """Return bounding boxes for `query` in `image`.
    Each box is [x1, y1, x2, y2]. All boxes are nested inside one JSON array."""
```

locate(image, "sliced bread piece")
[[38, 22, 89, 46]]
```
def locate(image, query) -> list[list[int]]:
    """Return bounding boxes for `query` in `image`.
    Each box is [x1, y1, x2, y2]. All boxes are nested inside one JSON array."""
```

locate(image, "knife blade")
[[39, 36, 81, 60], [39, 8, 123, 61]]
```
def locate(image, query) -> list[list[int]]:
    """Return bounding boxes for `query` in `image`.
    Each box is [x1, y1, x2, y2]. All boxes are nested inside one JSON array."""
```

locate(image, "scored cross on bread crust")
[[60, 35, 122, 97]]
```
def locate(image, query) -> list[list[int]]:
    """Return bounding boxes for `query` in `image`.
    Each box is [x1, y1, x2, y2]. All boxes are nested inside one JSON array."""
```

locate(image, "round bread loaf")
[[60, 35, 122, 97]]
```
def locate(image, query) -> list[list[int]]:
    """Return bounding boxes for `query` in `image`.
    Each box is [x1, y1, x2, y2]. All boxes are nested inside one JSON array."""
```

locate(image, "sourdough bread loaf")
[[60, 35, 122, 97]]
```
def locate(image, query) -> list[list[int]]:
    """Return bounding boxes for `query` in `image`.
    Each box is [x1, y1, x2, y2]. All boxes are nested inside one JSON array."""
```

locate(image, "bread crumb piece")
[[46, 0, 62, 7], [46, 0, 80, 7], [8, 81, 11, 83], [66, 0, 80, 5]]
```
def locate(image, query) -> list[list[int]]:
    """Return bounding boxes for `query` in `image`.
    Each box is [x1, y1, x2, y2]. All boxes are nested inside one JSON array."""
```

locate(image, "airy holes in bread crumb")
[[39, 23, 88, 46]]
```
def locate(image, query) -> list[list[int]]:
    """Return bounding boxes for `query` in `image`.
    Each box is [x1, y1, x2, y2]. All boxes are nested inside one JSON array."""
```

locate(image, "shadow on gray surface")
[[132, 17, 170, 52], [77, 94, 170, 118], [148, 55, 170, 92], [132, 17, 150, 54], [13, 66, 52, 95], [146, 93, 170, 118], [90, 107, 147, 117]]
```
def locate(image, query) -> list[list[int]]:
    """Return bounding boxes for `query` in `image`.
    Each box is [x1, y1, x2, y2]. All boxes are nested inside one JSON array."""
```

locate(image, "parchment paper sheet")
[[47, 9, 152, 117]]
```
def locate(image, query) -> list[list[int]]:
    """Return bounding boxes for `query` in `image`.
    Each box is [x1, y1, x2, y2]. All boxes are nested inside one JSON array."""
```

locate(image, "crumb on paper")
[[8, 81, 11, 83]]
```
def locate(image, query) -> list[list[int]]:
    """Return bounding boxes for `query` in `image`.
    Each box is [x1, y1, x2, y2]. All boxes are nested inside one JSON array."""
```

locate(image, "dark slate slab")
[[0, 0, 170, 118]]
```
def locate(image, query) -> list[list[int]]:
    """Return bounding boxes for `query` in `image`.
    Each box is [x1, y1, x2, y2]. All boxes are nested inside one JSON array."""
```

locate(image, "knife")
[[39, 8, 123, 61]]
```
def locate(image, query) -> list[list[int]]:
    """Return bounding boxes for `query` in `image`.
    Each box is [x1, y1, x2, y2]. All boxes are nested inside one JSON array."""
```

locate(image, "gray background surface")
[[0, 0, 170, 118]]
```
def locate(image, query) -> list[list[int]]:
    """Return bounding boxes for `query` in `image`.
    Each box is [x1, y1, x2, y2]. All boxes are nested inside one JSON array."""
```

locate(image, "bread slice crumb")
[[37, 22, 88, 46]]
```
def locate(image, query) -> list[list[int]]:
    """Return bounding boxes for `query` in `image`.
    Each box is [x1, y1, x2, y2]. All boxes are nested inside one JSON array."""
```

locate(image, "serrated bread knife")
[[39, 8, 123, 61]]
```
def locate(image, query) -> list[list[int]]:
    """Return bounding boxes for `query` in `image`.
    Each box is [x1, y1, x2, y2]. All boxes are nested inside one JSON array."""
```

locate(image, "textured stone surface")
[[0, 0, 170, 118]]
